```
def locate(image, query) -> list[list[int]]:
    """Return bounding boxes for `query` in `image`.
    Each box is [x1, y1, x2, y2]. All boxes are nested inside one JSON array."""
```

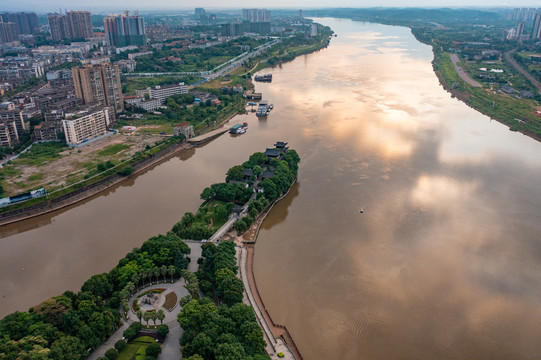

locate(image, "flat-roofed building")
[[104, 12, 146, 47], [33, 121, 63, 141], [0, 109, 32, 134], [148, 82, 188, 104], [0, 120, 19, 147], [173, 122, 195, 139], [0, 22, 18, 43], [62, 106, 112, 145]]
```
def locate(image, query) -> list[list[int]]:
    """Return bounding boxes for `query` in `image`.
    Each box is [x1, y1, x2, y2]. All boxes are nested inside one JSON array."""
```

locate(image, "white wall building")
[[62, 107, 111, 145], [148, 83, 189, 104]]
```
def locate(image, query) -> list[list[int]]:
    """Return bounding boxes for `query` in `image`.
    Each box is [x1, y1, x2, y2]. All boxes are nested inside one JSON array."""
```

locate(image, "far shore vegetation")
[[308, 8, 541, 140]]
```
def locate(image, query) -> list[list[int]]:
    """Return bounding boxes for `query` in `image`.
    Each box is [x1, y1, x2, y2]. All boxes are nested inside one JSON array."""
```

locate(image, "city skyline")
[[1, 1, 541, 13]]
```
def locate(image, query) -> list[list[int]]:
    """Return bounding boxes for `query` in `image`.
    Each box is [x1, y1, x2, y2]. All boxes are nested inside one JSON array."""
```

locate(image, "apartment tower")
[[72, 63, 124, 113], [48, 11, 92, 41], [103, 11, 146, 47]]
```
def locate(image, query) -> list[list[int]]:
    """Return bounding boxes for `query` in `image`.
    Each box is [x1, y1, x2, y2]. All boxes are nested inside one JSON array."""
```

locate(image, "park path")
[[238, 246, 299, 360], [450, 53, 482, 88], [158, 321, 183, 360], [88, 242, 203, 360], [87, 321, 131, 360]]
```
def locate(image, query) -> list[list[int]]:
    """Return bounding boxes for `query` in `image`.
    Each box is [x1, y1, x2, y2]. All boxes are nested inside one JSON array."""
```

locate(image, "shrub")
[[104, 348, 119, 360], [122, 327, 136, 341], [115, 339, 126, 351], [117, 166, 134, 176], [146, 342, 162, 357], [157, 324, 169, 337]]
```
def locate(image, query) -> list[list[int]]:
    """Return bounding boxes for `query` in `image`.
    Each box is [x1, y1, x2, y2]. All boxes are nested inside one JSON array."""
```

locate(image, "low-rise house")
[[173, 122, 195, 139]]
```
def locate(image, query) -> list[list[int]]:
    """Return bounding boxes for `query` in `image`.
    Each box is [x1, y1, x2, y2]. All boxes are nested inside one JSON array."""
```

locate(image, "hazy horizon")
[[0, 1, 539, 14]]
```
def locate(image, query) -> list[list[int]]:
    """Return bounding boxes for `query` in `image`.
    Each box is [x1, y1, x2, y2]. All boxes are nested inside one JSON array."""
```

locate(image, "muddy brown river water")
[[2, 18, 541, 360]]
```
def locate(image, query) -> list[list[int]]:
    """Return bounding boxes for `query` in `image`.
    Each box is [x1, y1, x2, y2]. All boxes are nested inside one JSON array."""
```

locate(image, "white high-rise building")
[[62, 106, 112, 145]]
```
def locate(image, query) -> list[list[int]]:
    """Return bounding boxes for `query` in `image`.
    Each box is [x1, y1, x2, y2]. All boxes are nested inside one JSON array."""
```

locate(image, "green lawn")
[[116, 336, 157, 360], [98, 144, 130, 157]]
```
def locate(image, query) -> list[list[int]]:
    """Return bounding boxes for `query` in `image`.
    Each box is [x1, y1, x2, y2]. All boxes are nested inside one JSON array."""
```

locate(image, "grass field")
[[13, 142, 67, 166], [98, 144, 131, 157]]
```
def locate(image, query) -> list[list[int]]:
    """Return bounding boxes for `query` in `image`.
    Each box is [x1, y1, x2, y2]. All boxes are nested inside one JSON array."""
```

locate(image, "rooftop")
[[264, 148, 282, 157]]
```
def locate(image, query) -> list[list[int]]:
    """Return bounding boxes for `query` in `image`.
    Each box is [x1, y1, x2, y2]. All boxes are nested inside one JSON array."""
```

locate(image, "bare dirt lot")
[[1, 132, 164, 197]]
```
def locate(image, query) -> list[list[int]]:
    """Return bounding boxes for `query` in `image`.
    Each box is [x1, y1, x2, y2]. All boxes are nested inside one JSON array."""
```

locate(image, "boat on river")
[[229, 122, 248, 134], [256, 100, 273, 117], [254, 74, 272, 82]]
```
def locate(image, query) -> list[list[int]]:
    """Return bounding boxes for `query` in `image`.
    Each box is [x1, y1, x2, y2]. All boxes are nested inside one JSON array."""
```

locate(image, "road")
[[449, 53, 482, 88], [505, 50, 541, 94]]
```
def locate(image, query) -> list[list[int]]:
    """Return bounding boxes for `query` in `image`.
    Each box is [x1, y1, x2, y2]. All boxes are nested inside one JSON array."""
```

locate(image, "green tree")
[[151, 311, 158, 327], [49, 336, 86, 360], [132, 273, 141, 291], [226, 165, 244, 182], [115, 339, 126, 351], [157, 309, 165, 324], [200, 187, 214, 201], [81, 273, 113, 298], [136, 310, 143, 323], [215, 341, 246, 360], [104, 348, 119, 360], [185, 355, 204, 360], [161, 265, 168, 282], [216, 268, 244, 306], [153, 267, 161, 284], [121, 300, 129, 316], [143, 311, 152, 326], [189, 332, 213, 359], [157, 324, 169, 337], [252, 165, 263, 177], [168, 265, 176, 282], [146, 342, 162, 357]]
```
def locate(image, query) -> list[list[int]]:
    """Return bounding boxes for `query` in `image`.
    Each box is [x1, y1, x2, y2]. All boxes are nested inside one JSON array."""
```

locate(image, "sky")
[[0, 0, 539, 13]]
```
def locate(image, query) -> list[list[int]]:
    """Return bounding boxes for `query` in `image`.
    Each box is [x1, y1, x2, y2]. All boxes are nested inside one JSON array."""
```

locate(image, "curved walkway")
[[86, 240, 204, 360]]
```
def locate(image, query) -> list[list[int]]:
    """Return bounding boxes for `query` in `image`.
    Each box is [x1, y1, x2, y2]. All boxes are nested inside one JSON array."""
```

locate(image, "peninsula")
[[0, 142, 300, 360]]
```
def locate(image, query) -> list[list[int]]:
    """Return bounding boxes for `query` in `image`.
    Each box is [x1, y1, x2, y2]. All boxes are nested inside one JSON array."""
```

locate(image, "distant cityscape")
[[0, 7, 315, 148]]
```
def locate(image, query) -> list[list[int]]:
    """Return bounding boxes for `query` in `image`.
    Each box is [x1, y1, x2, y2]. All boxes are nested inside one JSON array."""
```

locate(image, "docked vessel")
[[256, 101, 270, 117], [254, 74, 272, 82], [229, 122, 248, 134]]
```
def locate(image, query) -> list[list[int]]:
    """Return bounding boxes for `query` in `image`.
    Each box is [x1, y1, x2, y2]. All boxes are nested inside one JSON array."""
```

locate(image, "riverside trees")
[[0, 232, 192, 359], [178, 241, 268, 360]]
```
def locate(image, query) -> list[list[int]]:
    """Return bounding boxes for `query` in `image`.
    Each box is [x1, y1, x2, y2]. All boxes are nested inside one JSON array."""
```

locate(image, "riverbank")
[[0, 124, 236, 227], [236, 180, 303, 360], [429, 46, 541, 142], [0, 27, 330, 227]]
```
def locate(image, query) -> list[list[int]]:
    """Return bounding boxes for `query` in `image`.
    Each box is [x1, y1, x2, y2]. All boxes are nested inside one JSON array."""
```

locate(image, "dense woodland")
[[178, 241, 269, 360]]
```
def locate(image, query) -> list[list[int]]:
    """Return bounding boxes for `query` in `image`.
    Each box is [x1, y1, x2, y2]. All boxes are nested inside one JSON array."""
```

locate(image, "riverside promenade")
[[234, 182, 303, 360]]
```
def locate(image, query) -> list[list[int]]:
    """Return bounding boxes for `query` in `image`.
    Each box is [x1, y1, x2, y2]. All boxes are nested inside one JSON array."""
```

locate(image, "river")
[[3, 18, 541, 359]]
